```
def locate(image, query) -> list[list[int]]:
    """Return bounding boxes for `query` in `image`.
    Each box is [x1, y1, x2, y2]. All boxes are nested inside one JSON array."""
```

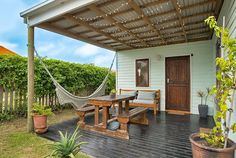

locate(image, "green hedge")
[[0, 55, 116, 97]]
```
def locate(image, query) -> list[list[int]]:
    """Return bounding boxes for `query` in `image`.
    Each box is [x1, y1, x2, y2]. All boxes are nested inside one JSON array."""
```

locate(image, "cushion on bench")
[[137, 91, 155, 100], [121, 91, 137, 96], [132, 99, 154, 105]]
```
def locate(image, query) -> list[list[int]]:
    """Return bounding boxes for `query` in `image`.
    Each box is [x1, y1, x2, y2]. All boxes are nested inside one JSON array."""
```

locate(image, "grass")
[[0, 109, 91, 158]]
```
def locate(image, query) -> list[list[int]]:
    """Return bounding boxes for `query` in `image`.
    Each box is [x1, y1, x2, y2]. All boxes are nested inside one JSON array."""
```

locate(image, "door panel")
[[166, 56, 190, 111]]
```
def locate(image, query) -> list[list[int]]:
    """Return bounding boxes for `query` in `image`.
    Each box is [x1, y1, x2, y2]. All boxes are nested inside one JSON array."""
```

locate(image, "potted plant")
[[32, 103, 53, 134], [48, 127, 87, 158], [190, 16, 236, 158], [197, 88, 210, 118], [110, 89, 116, 98]]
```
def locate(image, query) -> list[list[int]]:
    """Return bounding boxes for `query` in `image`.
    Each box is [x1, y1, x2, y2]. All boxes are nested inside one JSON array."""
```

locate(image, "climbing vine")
[[0, 55, 115, 96], [200, 16, 236, 148]]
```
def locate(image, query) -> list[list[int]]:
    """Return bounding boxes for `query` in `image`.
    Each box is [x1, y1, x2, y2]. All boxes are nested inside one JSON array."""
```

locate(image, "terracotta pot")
[[189, 133, 236, 158], [33, 115, 48, 134]]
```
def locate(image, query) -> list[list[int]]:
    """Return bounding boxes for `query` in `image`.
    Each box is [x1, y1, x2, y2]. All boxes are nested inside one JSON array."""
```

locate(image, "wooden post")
[[94, 105, 99, 126], [27, 26, 34, 132], [102, 107, 108, 129]]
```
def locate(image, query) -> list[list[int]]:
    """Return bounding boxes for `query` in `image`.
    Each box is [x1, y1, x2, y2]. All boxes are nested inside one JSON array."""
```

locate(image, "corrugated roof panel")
[[35, 0, 223, 51], [123, 19, 146, 28], [70, 26, 90, 33], [100, 0, 130, 14], [113, 11, 139, 23]]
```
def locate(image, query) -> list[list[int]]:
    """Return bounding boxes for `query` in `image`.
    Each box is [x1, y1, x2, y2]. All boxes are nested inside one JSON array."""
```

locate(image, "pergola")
[[20, 0, 223, 131]]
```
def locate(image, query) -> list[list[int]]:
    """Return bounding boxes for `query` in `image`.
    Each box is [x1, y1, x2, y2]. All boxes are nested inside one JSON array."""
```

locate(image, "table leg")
[[118, 101, 122, 114], [102, 106, 108, 129], [94, 105, 99, 126], [125, 100, 129, 113]]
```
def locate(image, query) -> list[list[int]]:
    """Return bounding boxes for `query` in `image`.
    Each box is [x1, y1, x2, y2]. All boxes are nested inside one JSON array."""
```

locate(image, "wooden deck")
[[40, 111, 214, 158]]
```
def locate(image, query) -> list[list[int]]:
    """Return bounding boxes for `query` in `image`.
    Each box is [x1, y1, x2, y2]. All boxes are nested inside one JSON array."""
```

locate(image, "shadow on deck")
[[40, 111, 214, 158]]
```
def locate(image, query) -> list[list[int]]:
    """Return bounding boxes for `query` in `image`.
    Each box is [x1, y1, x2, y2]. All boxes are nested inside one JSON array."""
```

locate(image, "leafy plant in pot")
[[110, 89, 116, 98], [190, 16, 236, 158], [32, 103, 53, 134], [197, 88, 210, 118]]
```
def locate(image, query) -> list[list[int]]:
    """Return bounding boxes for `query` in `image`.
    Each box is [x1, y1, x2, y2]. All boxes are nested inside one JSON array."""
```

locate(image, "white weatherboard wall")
[[213, 0, 236, 145], [117, 40, 215, 115]]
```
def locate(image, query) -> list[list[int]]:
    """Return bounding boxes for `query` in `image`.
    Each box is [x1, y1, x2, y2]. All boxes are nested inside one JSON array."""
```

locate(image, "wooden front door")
[[166, 56, 190, 111]]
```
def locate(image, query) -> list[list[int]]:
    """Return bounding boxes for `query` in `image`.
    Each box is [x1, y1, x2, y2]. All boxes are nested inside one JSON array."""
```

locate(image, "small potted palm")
[[190, 16, 236, 158], [32, 103, 53, 134], [110, 89, 116, 98], [197, 88, 210, 118]]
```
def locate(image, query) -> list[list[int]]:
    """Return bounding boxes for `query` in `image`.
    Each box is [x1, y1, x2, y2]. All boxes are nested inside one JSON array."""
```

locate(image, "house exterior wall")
[[212, 0, 236, 145], [117, 40, 215, 115]]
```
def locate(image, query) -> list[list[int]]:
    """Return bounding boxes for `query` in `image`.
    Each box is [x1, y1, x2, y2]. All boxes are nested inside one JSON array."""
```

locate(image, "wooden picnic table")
[[77, 94, 148, 139], [88, 95, 135, 129]]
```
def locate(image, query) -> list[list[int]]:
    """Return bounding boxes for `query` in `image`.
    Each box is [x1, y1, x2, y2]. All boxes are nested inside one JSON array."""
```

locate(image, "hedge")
[[0, 55, 116, 97]]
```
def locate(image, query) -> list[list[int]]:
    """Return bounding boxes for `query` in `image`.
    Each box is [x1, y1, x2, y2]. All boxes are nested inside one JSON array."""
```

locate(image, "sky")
[[0, 0, 115, 68]]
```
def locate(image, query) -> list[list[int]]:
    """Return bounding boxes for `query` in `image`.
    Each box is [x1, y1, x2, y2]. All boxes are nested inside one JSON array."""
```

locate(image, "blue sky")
[[0, 0, 115, 68]]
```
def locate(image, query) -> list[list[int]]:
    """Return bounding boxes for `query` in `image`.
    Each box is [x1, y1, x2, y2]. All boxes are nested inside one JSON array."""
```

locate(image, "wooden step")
[[166, 110, 191, 115]]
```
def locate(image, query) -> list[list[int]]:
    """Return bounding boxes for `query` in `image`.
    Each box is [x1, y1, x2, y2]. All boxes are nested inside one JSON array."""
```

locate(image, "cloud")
[[74, 43, 100, 57], [0, 0, 116, 68], [93, 51, 116, 68], [0, 41, 18, 50]]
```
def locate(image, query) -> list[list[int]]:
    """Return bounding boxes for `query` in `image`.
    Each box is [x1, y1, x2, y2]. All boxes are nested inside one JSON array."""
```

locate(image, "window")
[[136, 59, 149, 87]]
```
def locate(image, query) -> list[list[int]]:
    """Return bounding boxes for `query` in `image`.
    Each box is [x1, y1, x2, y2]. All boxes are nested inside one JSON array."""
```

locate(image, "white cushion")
[[121, 91, 137, 96], [137, 91, 155, 100], [133, 99, 154, 104]]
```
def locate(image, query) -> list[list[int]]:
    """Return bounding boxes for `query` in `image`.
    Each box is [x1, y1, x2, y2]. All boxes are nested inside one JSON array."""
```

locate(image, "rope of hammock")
[[34, 48, 116, 110]]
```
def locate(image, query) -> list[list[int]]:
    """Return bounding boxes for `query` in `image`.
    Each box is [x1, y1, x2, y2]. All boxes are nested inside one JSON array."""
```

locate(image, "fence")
[[0, 86, 60, 114]]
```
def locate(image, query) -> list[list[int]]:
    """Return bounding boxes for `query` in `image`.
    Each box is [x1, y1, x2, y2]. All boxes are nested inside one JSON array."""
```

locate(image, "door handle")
[[167, 78, 170, 83]]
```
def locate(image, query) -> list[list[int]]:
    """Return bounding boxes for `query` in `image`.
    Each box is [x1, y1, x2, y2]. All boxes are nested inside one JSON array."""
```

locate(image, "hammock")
[[34, 48, 116, 110]]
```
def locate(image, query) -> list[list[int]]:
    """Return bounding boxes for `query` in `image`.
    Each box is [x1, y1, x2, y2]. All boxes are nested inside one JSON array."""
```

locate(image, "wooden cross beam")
[[88, 4, 148, 47], [63, 15, 134, 49], [128, 0, 167, 45], [171, 0, 187, 42], [39, 23, 115, 51]]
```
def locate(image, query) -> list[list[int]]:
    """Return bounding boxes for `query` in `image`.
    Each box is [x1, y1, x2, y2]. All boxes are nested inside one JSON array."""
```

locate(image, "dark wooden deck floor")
[[40, 111, 214, 158]]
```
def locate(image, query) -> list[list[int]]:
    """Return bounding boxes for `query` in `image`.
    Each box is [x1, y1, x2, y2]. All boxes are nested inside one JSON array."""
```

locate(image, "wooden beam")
[[39, 23, 115, 51], [128, 0, 166, 44], [171, 0, 187, 42], [88, 4, 148, 47], [63, 15, 134, 49], [27, 26, 34, 132], [88, 34, 105, 39]]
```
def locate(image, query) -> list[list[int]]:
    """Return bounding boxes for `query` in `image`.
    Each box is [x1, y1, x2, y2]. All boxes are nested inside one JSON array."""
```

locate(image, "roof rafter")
[[171, 0, 187, 42], [88, 4, 148, 47], [63, 14, 134, 49], [39, 23, 115, 51], [128, 0, 166, 45]]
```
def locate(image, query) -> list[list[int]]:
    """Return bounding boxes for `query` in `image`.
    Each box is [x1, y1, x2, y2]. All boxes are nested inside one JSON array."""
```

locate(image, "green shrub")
[[48, 127, 87, 158], [32, 103, 53, 116], [0, 112, 14, 122], [0, 56, 116, 97]]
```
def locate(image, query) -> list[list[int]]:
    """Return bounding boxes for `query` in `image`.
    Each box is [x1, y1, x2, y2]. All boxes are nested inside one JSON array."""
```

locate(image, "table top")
[[89, 95, 135, 102]]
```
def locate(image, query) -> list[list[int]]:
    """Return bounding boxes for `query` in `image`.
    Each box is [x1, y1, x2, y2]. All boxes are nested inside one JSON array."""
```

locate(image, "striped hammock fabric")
[[34, 48, 116, 110]]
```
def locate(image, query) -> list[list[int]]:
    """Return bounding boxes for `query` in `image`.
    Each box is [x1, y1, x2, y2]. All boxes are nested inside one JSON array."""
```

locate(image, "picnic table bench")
[[118, 107, 148, 132], [77, 95, 149, 139]]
